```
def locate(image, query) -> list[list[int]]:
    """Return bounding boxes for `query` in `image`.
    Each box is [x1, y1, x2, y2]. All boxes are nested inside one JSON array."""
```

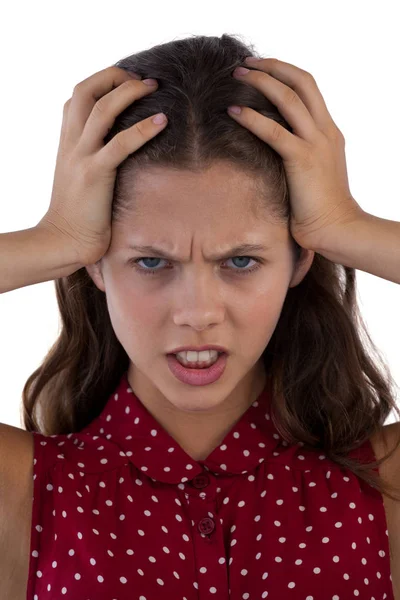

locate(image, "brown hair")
[[22, 33, 400, 502]]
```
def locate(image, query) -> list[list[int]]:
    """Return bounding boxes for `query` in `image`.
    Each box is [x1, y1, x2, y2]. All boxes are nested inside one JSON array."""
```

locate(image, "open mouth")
[[166, 352, 228, 385], [168, 352, 225, 369]]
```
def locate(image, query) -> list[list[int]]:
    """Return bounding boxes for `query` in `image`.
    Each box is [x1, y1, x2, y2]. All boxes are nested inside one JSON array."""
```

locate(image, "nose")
[[172, 273, 225, 330]]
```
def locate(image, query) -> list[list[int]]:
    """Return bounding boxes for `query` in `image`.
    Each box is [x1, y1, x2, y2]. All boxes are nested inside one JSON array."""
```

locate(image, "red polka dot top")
[[27, 370, 394, 599]]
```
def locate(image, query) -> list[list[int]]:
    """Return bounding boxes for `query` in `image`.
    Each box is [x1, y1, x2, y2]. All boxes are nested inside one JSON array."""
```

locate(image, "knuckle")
[[73, 81, 84, 95], [120, 79, 139, 94], [335, 127, 345, 144], [93, 96, 108, 116], [246, 110, 258, 129], [327, 124, 345, 144], [302, 70, 316, 84], [284, 89, 299, 107], [271, 122, 283, 143], [134, 121, 147, 139], [111, 132, 128, 153], [123, 78, 138, 89], [107, 65, 124, 75]]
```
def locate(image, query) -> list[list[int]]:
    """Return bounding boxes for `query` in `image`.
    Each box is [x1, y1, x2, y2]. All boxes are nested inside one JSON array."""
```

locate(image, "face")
[[86, 162, 314, 433]]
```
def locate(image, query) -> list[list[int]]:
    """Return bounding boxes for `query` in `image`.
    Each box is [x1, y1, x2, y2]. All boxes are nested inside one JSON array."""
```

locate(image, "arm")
[[0, 225, 84, 294], [314, 211, 400, 285]]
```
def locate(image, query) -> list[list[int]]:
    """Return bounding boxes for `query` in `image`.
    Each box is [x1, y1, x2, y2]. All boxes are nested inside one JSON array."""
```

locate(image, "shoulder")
[[0, 424, 34, 597], [370, 421, 400, 484], [370, 422, 400, 596], [0, 423, 34, 501]]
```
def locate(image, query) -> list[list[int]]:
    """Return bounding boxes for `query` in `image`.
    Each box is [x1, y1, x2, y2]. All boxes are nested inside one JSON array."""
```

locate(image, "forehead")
[[112, 163, 290, 255], [126, 163, 269, 221]]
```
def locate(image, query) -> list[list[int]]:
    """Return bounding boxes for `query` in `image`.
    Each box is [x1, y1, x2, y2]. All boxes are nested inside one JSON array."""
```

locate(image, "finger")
[[78, 77, 158, 155], [227, 106, 304, 162], [94, 112, 167, 172], [59, 97, 73, 146], [63, 66, 140, 146], [234, 66, 317, 142], [244, 58, 336, 134]]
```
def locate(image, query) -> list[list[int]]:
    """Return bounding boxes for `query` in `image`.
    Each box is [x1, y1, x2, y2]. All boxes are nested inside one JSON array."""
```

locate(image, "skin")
[[86, 162, 315, 461]]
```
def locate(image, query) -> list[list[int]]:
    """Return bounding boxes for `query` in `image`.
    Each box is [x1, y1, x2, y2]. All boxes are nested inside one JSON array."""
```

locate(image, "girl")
[[1, 34, 399, 600]]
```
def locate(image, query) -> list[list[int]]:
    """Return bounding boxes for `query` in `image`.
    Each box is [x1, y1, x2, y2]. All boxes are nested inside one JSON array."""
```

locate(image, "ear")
[[85, 261, 106, 293], [288, 248, 315, 288]]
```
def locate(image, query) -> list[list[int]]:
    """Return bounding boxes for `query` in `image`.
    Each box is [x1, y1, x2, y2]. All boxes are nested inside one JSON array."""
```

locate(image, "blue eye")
[[129, 256, 262, 276]]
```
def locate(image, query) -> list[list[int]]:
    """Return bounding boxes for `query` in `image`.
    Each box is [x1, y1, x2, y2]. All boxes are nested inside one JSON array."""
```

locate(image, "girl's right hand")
[[37, 66, 167, 266]]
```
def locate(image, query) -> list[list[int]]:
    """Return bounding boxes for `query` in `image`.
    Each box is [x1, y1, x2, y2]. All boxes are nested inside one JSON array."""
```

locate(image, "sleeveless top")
[[26, 370, 394, 600]]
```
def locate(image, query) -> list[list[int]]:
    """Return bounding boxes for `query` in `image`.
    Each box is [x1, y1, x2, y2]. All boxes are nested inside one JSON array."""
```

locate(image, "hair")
[[22, 33, 400, 502]]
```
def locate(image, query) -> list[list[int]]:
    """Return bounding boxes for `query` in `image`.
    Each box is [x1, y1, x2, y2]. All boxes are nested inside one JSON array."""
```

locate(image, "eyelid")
[[127, 243, 272, 263], [128, 255, 264, 277], [130, 252, 265, 262], [129, 255, 263, 265]]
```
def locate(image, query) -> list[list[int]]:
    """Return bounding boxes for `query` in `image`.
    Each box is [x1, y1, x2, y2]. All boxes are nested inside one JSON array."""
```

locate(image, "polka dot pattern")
[[26, 371, 394, 599]]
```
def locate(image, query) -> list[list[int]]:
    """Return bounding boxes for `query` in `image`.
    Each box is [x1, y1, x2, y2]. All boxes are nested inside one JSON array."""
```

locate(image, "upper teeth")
[[175, 350, 219, 362]]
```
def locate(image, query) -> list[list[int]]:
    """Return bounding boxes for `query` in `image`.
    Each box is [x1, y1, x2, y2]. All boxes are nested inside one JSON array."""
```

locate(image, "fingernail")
[[127, 71, 141, 79], [152, 112, 167, 125], [143, 78, 158, 86], [228, 105, 242, 115], [233, 67, 250, 77], [245, 56, 262, 64]]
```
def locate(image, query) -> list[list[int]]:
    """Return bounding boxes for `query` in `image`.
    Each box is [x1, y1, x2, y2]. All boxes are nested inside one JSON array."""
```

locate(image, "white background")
[[0, 0, 399, 429]]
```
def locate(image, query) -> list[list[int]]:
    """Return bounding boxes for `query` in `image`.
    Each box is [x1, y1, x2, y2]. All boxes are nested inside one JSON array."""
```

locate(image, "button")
[[191, 473, 210, 489], [198, 517, 215, 535]]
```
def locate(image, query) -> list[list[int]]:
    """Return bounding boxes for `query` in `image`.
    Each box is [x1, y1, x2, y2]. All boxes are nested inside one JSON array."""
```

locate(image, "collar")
[[80, 371, 282, 484]]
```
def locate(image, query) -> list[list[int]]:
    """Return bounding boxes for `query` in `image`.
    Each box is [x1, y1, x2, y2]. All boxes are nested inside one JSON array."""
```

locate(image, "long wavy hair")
[[22, 33, 400, 502]]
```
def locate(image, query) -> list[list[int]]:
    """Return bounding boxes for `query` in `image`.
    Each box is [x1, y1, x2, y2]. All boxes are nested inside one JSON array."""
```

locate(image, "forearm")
[[314, 211, 400, 284], [0, 226, 83, 294]]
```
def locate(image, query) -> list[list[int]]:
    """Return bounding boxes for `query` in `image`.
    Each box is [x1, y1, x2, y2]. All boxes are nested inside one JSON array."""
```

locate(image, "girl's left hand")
[[228, 57, 364, 251]]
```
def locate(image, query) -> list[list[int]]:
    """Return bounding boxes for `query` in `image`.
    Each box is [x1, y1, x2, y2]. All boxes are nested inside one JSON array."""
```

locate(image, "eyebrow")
[[127, 243, 271, 262]]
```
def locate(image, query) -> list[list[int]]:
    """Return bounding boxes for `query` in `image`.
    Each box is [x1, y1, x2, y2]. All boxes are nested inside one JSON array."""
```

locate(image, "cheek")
[[243, 284, 288, 339], [105, 285, 162, 342]]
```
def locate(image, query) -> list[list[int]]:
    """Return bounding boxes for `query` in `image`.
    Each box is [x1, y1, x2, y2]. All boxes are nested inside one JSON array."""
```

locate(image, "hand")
[[227, 57, 363, 250], [38, 66, 167, 266]]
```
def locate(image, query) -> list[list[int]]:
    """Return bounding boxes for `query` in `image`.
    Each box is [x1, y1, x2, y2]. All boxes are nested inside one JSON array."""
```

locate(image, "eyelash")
[[129, 256, 263, 277]]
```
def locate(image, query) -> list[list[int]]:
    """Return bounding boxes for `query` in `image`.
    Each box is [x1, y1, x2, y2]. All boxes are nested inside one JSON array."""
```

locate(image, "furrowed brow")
[[127, 243, 271, 262]]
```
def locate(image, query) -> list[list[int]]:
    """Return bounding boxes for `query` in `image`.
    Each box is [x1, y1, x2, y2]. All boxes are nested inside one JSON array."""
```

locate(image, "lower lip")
[[166, 353, 228, 386]]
